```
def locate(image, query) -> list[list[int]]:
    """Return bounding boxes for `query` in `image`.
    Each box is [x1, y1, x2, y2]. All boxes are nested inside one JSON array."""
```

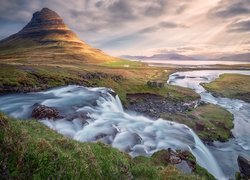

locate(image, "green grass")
[[0, 113, 212, 179], [161, 103, 234, 142], [0, 64, 199, 103], [202, 74, 250, 103], [101, 59, 144, 68]]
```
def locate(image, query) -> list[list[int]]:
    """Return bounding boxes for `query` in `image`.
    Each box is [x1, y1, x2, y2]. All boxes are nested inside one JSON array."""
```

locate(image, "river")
[[0, 85, 225, 179], [0, 70, 249, 179], [168, 70, 250, 178]]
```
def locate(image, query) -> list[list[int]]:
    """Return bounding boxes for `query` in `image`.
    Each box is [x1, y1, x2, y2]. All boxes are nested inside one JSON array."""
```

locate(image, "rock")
[[82, 72, 124, 82], [147, 81, 166, 88], [169, 154, 182, 164], [32, 104, 61, 120], [65, 112, 88, 122], [237, 155, 250, 177], [126, 93, 199, 119]]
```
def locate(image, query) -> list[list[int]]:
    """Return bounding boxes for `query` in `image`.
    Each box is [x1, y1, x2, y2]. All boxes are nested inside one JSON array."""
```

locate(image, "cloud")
[[152, 46, 203, 54], [209, 0, 250, 18], [228, 20, 250, 32], [244, 40, 250, 44], [0, 0, 249, 56], [139, 21, 187, 34]]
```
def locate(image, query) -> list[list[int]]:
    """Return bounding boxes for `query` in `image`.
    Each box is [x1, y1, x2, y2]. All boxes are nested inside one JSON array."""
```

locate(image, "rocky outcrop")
[[237, 155, 250, 178], [82, 72, 124, 82], [147, 81, 166, 88], [126, 93, 199, 118], [32, 104, 61, 120]]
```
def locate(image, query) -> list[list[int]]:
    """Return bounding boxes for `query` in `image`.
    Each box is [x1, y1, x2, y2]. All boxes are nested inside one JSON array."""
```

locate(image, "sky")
[[0, 0, 250, 57]]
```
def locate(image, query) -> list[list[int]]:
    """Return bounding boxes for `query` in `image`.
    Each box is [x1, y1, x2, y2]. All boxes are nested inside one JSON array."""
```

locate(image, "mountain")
[[0, 8, 117, 64], [122, 52, 250, 62], [121, 53, 195, 60], [148, 53, 195, 60], [216, 53, 250, 62]]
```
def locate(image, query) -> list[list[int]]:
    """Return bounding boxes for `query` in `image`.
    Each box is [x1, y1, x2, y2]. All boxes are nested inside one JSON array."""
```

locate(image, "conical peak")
[[32, 8, 62, 22], [20, 8, 68, 33]]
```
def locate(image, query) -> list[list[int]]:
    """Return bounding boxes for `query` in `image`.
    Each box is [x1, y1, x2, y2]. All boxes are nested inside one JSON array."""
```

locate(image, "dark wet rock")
[[32, 104, 62, 120], [237, 155, 250, 177], [65, 112, 89, 123], [82, 72, 124, 82], [126, 93, 199, 119], [151, 149, 196, 173], [147, 81, 166, 88], [107, 89, 117, 98]]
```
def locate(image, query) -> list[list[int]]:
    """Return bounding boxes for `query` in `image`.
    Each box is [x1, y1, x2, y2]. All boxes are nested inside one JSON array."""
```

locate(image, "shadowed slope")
[[0, 8, 118, 65]]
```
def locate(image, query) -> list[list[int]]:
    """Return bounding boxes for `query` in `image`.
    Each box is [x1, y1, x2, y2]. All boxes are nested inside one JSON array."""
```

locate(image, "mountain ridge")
[[121, 53, 195, 61], [121, 52, 250, 62], [0, 8, 118, 64]]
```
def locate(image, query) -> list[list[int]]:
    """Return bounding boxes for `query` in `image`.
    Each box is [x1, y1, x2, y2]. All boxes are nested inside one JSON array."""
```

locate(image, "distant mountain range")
[[121, 53, 250, 62], [121, 53, 196, 60], [217, 53, 250, 61]]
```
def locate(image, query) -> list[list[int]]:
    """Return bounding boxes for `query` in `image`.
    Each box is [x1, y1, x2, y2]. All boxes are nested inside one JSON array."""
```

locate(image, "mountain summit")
[[0, 8, 117, 64], [18, 8, 72, 36]]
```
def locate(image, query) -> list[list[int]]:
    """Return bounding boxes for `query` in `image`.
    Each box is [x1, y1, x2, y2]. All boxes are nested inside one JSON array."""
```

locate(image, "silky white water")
[[0, 85, 225, 179], [168, 70, 250, 178]]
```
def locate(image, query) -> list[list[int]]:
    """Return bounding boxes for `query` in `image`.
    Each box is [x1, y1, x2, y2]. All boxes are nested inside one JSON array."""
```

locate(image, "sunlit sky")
[[0, 0, 250, 57]]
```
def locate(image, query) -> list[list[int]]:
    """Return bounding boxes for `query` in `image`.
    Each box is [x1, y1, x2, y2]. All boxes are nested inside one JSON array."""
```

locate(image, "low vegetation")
[[161, 103, 234, 142], [0, 63, 199, 104], [0, 113, 213, 179], [202, 73, 250, 103]]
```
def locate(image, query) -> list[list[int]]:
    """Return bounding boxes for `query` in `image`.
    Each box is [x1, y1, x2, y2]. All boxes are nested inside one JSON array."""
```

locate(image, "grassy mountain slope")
[[0, 8, 118, 65]]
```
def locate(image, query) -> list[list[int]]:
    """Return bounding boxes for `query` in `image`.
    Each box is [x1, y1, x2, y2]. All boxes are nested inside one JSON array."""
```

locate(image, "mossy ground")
[[202, 73, 250, 103], [161, 103, 234, 142], [0, 113, 212, 179], [0, 63, 198, 104]]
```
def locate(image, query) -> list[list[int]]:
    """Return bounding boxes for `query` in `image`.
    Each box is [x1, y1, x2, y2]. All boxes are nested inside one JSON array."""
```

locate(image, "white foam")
[[0, 85, 226, 179]]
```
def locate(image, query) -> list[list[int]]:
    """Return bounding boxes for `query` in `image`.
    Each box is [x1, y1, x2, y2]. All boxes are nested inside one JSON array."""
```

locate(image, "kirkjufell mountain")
[[0, 8, 117, 64]]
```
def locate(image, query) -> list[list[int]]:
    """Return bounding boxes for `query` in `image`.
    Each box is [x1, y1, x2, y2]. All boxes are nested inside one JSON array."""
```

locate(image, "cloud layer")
[[0, 0, 249, 56]]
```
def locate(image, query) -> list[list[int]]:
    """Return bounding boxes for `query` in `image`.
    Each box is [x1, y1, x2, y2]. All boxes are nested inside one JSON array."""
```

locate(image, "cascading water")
[[168, 70, 250, 178], [0, 85, 225, 179]]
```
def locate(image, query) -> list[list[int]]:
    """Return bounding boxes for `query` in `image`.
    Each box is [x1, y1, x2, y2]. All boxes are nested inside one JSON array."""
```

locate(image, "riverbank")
[[168, 69, 250, 178], [0, 62, 249, 179], [0, 113, 214, 179], [202, 73, 250, 103], [0, 63, 198, 104], [0, 63, 238, 143], [126, 93, 233, 143]]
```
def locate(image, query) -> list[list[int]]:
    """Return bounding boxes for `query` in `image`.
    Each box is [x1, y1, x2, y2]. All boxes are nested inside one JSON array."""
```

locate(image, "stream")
[[0, 70, 249, 179], [0, 85, 225, 179], [168, 70, 250, 178]]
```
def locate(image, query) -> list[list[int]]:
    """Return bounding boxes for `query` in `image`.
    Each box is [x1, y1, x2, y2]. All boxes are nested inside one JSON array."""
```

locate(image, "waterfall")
[[0, 85, 225, 179]]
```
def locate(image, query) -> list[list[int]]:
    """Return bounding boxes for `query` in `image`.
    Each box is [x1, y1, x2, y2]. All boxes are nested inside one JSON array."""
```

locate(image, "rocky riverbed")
[[125, 93, 199, 119]]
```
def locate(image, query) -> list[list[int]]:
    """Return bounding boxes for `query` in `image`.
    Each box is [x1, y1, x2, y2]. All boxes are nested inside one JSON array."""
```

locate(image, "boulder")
[[147, 81, 166, 88], [237, 155, 250, 177], [32, 104, 61, 120]]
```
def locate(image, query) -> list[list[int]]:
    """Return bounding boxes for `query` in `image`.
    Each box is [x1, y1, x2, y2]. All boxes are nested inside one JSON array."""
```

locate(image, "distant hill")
[[121, 53, 195, 60], [216, 53, 250, 62], [121, 52, 250, 62], [0, 8, 118, 65]]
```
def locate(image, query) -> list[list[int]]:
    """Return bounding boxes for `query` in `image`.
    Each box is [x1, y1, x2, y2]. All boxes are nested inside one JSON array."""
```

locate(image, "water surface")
[[168, 70, 250, 178], [0, 85, 225, 179]]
